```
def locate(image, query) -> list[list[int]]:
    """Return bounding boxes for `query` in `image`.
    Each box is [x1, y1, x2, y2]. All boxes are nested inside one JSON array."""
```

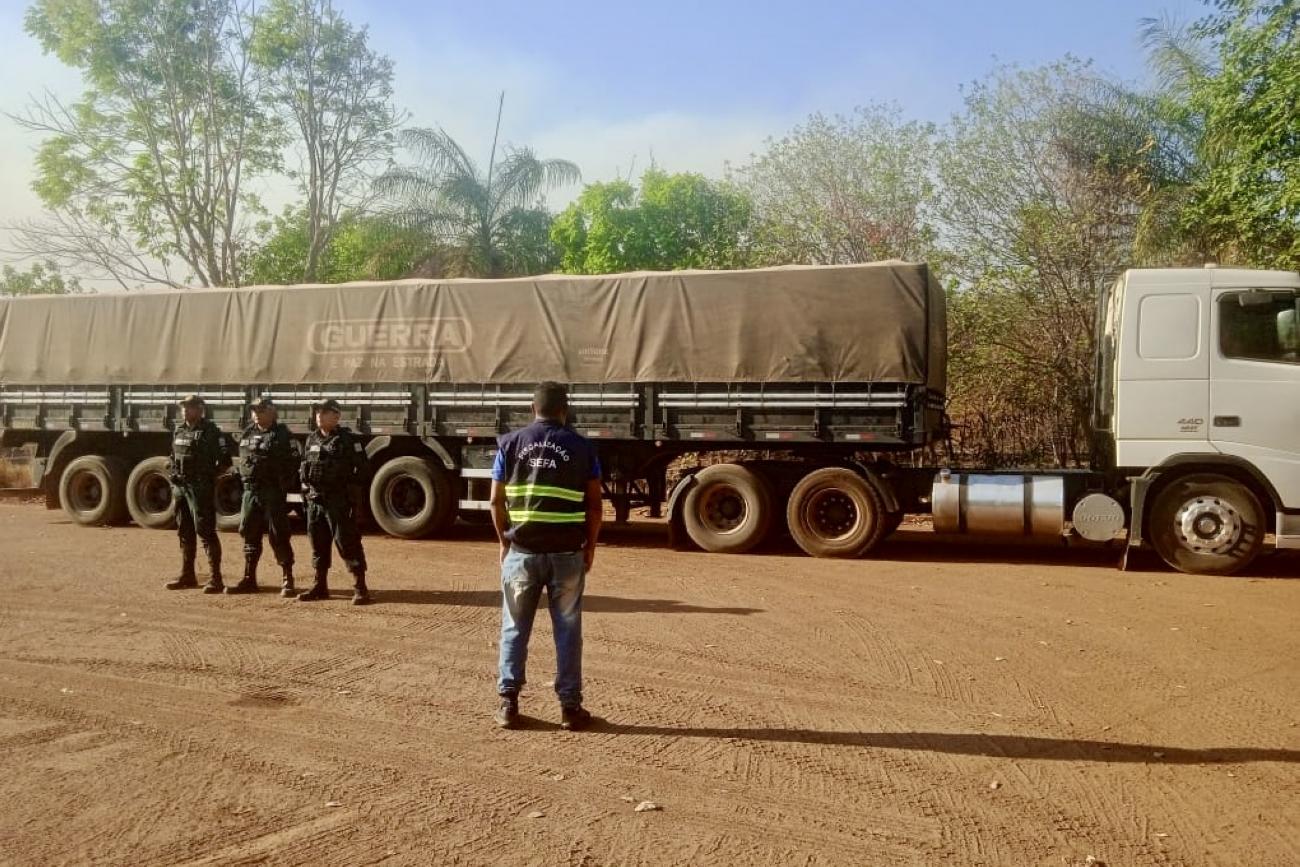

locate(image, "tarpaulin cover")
[[0, 262, 946, 390]]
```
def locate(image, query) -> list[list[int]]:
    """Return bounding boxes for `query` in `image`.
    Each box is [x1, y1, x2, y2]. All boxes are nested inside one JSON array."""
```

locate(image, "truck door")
[[1114, 274, 1211, 470], [1209, 289, 1300, 508]]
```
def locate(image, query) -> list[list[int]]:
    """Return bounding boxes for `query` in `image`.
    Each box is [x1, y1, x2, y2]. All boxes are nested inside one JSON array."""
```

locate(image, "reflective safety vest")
[[496, 420, 599, 553]]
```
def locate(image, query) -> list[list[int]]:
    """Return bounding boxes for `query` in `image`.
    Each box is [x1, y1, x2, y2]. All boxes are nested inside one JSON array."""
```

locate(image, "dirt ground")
[[0, 503, 1297, 867]]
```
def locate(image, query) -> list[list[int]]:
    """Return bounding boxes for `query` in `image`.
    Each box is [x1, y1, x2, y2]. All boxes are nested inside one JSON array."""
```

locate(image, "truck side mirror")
[[1279, 307, 1299, 354]]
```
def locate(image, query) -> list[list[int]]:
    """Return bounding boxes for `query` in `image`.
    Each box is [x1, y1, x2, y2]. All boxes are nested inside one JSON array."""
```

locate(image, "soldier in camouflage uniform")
[[299, 398, 371, 604], [165, 394, 231, 592], [228, 397, 298, 597]]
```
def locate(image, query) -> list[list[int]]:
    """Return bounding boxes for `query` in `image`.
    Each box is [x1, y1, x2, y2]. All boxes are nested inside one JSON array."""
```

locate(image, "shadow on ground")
[[557, 721, 1300, 765], [378, 588, 762, 615]]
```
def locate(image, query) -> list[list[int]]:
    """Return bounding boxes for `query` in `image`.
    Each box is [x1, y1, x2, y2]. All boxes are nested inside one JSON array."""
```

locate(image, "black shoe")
[[297, 585, 329, 602], [560, 705, 592, 731], [280, 566, 296, 598], [202, 576, 224, 594], [351, 575, 370, 606], [165, 573, 198, 590], [494, 696, 519, 729], [225, 577, 258, 595]]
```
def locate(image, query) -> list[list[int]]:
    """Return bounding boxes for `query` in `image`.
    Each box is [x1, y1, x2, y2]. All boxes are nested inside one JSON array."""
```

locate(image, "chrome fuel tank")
[[932, 471, 1066, 537]]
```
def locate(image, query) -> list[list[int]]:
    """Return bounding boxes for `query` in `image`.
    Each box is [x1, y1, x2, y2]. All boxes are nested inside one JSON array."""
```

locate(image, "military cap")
[[178, 393, 205, 407], [314, 398, 342, 413], [251, 396, 276, 411]]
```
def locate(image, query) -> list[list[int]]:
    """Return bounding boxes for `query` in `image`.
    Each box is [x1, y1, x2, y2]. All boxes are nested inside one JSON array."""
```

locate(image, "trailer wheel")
[[881, 510, 904, 539], [682, 464, 773, 554], [125, 457, 177, 529], [786, 467, 887, 558], [370, 457, 455, 539], [1149, 474, 1264, 575], [214, 471, 244, 533], [59, 455, 129, 526]]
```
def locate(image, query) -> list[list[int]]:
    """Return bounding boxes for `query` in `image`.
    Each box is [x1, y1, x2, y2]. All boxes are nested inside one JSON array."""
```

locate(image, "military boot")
[[297, 569, 329, 602], [350, 572, 371, 606], [225, 556, 259, 594], [279, 564, 296, 598], [165, 558, 198, 590], [202, 558, 224, 594]]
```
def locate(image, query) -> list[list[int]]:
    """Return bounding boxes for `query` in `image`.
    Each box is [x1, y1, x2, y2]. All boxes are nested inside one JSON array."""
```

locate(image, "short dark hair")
[[533, 381, 568, 417]]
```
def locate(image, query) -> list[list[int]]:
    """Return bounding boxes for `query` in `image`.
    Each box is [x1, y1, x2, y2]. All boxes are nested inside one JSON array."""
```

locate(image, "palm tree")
[[1056, 15, 1218, 266], [376, 94, 580, 277]]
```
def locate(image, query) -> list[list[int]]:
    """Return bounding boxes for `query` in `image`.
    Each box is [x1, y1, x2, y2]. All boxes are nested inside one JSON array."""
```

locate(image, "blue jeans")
[[497, 548, 586, 707]]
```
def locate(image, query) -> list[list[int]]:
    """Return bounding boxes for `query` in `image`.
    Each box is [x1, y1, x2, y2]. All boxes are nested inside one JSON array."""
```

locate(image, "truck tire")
[[214, 471, 244, 533], [125, 456, 177, 529], [370, 457, 455, 539], [682, 463, 773, 554], [786, 467, 887, 558], [59, 455, 129, 526], [881, 510, 904, 539], [1148, 473, 1264, 576]]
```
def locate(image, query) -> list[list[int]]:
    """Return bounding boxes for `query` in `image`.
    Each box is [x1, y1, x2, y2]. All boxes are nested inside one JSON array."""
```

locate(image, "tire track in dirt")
[[4, 507, 1299, 865]]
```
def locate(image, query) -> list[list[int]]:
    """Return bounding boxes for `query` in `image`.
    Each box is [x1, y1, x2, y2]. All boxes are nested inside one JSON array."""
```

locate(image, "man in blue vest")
[[490, 381, 603, 731]]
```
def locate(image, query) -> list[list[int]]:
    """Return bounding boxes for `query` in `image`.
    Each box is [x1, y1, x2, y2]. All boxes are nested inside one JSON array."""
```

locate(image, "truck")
[[1, 261, 1297, 575]]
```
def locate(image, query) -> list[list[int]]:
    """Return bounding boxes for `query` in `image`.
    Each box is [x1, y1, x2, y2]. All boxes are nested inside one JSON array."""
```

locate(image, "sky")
[[0, 0, 1206, 277]]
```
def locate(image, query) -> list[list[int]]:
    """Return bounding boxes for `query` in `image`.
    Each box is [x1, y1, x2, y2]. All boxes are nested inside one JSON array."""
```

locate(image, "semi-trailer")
[[2, 261, 1296, 575]]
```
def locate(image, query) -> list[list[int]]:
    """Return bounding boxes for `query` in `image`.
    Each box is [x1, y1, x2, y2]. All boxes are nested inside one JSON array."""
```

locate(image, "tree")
[[1184, 0, 1300, 269], [13, 0, 281, 288], [1056, 14, 1214, 267], [0, 261, 84, 297], [731, 105, 936, 265], [375, 96, 580, 278], [551, 168, 754, 274], [244, 208, 429, 284], [251, 0, 402, 282], [937, 62, 1146, 467]]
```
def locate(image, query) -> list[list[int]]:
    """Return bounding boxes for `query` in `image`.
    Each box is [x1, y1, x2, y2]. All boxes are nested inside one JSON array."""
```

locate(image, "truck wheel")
[[1149, 474, 1264, 575], [786, 467, 887, 558], [214, 472, 244, 533], [370, 457, 455, 539], [682, 464, 773, 554], [126, 457, 177, 529], [59, 455, 129, 526], [881, 510, 904, 539]]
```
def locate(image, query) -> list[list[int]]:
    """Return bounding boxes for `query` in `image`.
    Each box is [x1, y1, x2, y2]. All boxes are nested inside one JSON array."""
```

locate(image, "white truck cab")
[[1101, 266, 1300, 572]]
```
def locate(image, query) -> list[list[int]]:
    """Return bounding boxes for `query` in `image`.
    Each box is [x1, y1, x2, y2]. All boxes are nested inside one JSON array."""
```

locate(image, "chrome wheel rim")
[[1175, 496, 1242, 555]]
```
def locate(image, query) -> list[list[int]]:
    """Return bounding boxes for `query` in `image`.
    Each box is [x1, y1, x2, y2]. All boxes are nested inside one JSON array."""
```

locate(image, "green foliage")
[[1183, 0, 1300, 268], [937, 61, 1141, 466], [251, 0, 400, 281], [375, 109, 578, 278], [551, 168, 754, 274], [20, 0, 282, 287], [0, 261, 84, 297], [244, 209, 428, 284], [732, 105, 936, 265]]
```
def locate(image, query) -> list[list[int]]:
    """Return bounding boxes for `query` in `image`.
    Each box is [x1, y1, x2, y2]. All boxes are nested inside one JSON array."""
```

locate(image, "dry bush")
[[0, 456, 34, 489]]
